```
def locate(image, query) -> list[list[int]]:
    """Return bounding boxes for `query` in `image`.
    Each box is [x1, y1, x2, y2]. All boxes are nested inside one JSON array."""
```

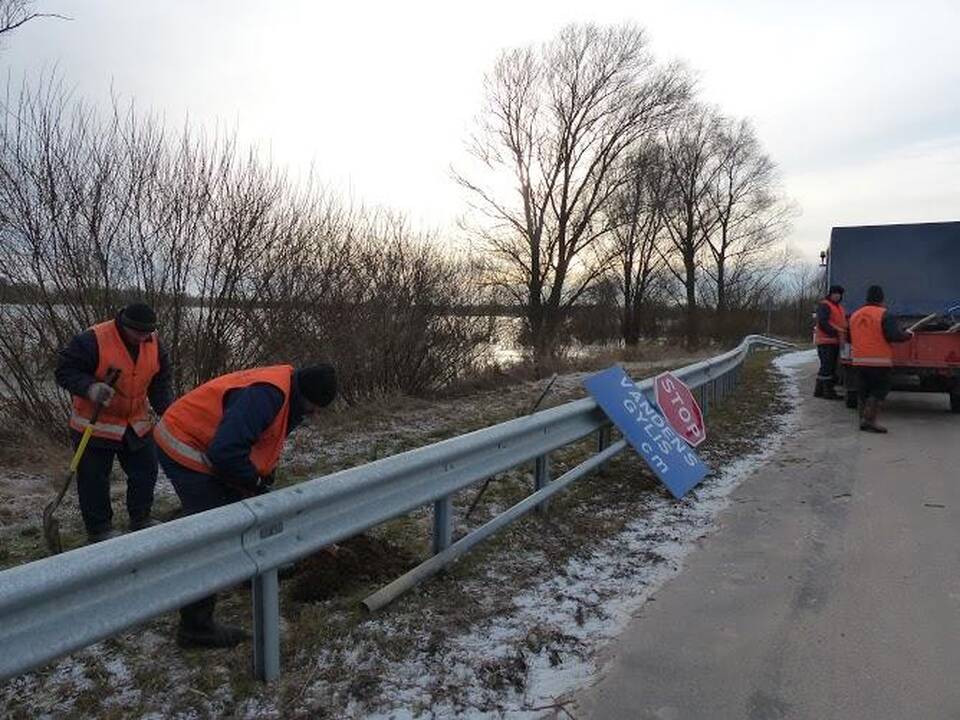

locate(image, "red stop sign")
[[654, 372, 706, 447]]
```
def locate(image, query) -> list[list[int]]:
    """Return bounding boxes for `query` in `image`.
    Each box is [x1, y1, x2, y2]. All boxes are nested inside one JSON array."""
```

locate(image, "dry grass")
[[0, 350, 788, 718]]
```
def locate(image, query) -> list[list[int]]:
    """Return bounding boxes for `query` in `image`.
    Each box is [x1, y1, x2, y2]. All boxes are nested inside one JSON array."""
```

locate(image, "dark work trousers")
[[157, 448, 245, 515], [76, 434, 158, 534], [816, 343, 840, 383], [857, 366, 893, 401], [157, 447, 245, 628]]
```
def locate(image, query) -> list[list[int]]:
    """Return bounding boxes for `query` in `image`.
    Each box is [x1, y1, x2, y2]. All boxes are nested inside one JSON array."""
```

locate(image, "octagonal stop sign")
[[654, 372, 706, 447]]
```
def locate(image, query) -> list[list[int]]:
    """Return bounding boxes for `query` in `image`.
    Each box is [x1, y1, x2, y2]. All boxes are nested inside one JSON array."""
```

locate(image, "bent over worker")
[[154, 363, 337, 649], [814, 285, 847, 400], [848, 285, 913, 433], [55, 303, 173, 543]]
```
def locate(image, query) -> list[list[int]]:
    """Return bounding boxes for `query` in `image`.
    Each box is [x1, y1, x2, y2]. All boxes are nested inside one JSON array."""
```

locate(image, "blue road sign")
[[584, 366, 709, 499]]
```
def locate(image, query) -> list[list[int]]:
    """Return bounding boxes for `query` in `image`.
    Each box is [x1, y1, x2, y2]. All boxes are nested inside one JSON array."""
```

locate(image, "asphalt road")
[[574, 360, 960, 720]]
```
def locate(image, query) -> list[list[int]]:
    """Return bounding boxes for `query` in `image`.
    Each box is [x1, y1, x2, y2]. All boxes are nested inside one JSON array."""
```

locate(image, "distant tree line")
[[0, 19, 818, 436], [0, 78, 491, 433], [456, 23, 800, 372]]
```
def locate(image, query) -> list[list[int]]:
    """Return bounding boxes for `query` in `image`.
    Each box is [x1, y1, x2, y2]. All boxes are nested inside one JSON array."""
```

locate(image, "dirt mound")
[[287, 533, 418, 603]]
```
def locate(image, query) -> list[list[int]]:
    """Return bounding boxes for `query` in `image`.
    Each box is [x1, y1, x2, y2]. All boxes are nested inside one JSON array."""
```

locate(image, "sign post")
[[584, 367, 709, 499], [653, 372, 706, 447]]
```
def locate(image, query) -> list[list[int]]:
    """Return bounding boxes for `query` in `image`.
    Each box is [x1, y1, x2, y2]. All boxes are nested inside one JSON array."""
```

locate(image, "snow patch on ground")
[[354, 350, 811, 718], [0, 350, 810, 719]]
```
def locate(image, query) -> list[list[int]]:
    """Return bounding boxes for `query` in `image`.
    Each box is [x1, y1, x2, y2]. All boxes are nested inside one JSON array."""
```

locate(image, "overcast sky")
[[4, 0, 959, 261]]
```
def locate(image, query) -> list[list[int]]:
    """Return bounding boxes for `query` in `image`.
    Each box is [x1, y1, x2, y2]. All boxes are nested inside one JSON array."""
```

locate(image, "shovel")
[[42, 367, 121, 554]]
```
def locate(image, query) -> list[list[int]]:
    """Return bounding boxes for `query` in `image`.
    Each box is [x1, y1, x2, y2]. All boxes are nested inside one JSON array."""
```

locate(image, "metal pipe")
[[362, 439, 629, 613]]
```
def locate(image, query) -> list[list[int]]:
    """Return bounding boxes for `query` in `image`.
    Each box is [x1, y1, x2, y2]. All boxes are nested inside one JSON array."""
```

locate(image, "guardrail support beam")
[[252, 569, 281, 682], [432, 496, 454, 554], [534, 453, 551, 513], [597, 425, 612, 473]]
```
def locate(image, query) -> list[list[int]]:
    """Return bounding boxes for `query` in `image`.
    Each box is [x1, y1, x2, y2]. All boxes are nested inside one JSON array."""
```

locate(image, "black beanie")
[[297, 364, 337, 407], [828, 285, 844, 296], [866, 285, 884, 303], [120, 303, 157, 332]]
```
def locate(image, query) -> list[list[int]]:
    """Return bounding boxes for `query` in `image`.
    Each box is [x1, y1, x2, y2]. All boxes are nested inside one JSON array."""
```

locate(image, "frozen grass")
[[0, 349, 812, 719]]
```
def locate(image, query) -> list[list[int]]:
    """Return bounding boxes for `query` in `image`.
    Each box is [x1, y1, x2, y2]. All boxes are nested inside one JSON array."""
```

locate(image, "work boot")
[[860, 398, 888, 433], [822, 383, 844, 400], [129, 514, 161, 532], [87, 527, 122, 544], [176, 595, 249, 650], [814, 380, 824, 398]]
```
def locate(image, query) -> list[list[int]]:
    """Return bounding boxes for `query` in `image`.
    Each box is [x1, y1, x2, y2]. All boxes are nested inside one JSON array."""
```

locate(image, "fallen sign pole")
[[362, 438, 628, 612], [584, 366, 708, 499], [654, 371, 706, 447]]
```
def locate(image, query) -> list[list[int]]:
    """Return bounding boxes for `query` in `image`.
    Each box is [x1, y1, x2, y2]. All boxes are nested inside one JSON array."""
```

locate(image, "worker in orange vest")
[[55, 303, 173, 543], [848, 285, 913, 433], [814, 284, 848, 400], [155, 363, 336, 649]]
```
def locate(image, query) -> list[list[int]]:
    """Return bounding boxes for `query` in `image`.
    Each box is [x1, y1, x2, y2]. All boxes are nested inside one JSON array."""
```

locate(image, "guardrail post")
[[432, 496, 453, 554], [597, 425, 611, 473], [252, 569, 281, 682], [534, 454, 551, 513]]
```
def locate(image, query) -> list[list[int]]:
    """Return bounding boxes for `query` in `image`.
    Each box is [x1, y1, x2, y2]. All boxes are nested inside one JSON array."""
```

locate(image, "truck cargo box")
[[825, 220, 960, 412], [828, 221, 960, 316]]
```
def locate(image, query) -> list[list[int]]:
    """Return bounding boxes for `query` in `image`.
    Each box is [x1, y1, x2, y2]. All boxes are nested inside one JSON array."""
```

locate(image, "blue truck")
[[825, 221, 960, 412]]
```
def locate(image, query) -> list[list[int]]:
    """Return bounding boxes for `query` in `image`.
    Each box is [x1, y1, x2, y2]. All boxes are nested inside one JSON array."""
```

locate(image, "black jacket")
[[203, 370, 308, 489]]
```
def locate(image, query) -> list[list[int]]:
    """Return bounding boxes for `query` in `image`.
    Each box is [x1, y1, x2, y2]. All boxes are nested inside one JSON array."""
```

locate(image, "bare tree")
[[700, 117, 793, 328], [0, 0, 68, 36], [457, 23, 689, 373], [659, 104, 722, 348], [607, 140, 670, 345], [0, 77, 493, 436]]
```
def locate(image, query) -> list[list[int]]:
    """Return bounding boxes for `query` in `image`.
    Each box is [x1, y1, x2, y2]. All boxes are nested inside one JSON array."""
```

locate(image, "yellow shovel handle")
[[69, 425, 95, 473]]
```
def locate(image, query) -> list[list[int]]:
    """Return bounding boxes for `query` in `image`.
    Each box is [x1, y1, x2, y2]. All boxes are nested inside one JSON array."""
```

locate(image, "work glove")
[[86, 382, 116, 406], [254, 472, 276, 495]]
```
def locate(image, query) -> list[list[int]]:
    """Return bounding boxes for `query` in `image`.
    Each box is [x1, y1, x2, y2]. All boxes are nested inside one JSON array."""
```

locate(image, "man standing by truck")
[[848, 285, 913, 433], [814, 285, 847, 400]]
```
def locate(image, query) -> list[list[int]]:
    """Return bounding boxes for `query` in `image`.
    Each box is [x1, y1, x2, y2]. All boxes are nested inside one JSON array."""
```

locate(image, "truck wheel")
[[951, 393, 960, 414], [846, 389, 858, 409]]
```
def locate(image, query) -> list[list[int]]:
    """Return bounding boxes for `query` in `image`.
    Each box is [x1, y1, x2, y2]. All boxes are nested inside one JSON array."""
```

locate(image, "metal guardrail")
[[0, 334, 795, 684]]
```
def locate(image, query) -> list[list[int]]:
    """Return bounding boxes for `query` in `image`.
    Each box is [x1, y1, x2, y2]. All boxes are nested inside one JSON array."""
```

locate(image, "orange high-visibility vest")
[[814, 298, 847, 346], [69, 321, 160, 441], [154, 365, 292, 477], [849, 305, 893, 367]]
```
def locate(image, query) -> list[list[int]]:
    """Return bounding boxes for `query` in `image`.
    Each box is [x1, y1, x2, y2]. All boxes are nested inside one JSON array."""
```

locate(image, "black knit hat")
[[119, 303, 157, 332], [866, 285, 885, 303], [828, 285, 844, 296], [296, 364, 337, 407]]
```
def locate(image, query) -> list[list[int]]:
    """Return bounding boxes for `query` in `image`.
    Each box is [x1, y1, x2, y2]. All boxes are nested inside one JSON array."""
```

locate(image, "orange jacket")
[[849, 305, 893, 367], [814, 299, 847, 346], [155, 365, 292, 477], [69, 321, 160, 441]]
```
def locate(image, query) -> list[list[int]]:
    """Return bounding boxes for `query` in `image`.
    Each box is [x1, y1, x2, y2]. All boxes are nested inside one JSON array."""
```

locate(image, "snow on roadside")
[[354, 349, 813, 718]]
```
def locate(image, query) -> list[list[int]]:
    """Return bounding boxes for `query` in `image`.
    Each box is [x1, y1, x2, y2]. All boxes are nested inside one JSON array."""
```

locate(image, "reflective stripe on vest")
[[849, 305, 893, 367], [69, 320, 160, 440], [154, 418, 212, 471], [68, 412, 128, 441], [814, 299, 847, 346], [156, 365, 293, 477]]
